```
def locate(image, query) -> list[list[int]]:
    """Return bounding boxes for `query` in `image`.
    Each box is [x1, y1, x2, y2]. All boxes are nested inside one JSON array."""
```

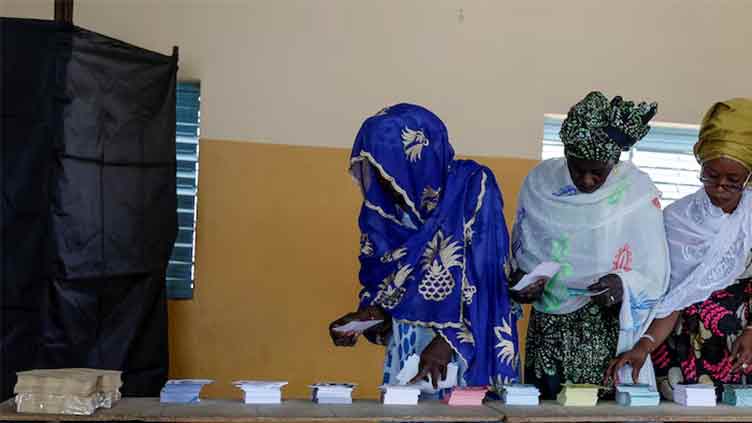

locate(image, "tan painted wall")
[[167, 139, 536, 399], [3, 0, 751, 158], [3, 0, 750, 399]]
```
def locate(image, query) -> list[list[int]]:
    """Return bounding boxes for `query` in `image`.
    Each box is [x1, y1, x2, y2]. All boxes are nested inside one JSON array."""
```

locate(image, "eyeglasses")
[[698, 168, 752, 193]]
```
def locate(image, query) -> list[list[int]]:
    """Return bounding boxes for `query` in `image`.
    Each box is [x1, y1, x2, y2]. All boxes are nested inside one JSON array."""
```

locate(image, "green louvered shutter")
[[167, 82, 200, 299]]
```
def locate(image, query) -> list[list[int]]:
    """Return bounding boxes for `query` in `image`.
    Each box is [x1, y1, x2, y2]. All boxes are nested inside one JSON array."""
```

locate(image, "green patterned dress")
[[524, 302, 619, 400]]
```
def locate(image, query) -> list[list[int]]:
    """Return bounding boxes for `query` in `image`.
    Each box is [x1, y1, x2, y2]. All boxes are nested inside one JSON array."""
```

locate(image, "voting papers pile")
[[14, 369, 122, 415], [160, 379, 213, 403], [310, 383, 355, 404], [380, 384, 421, 405], [233, 381, 287, 404], [500, 384, 540, 406], [444, 386, 488, 406], [673, 383, 716, 406], [722, 384, 752, 407], [556, 384, 600, 406], [615, 383, 660, 406]]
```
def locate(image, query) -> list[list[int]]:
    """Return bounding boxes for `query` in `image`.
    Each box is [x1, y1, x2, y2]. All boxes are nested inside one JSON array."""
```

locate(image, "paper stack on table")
[[395, 354, 458, 394], [615, 383, 660, 406], [722, 384, 752, 406], [310, 383, 355, 404], [500, 384, 540, 406], [233, 381, 287, 404], [160, 379, 213, 403], [673, 383, 716, 406], [87, 369, 123, 408], [380, 384, 421, 405], [556, 384, 600, 407], [443, 386, 487, 406], [14, 368, 122, 415]]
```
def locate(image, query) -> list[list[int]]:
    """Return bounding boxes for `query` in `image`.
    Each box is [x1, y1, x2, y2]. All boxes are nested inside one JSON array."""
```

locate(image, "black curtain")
[[0, 18, 177, 401]]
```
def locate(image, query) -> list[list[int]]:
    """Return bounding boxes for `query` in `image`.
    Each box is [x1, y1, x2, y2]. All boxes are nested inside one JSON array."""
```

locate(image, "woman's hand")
[[604, 343, 650, 385], [409, 335, 453, 389], [510, 279, 547, 304], [589, 273, 623, 308], [731, 330, 752, 372], [328, 306, 387, 347], [362, 318, 393, 346]]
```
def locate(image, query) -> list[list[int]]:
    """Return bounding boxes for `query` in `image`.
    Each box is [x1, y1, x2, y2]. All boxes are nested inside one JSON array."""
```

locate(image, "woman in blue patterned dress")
[[329, 104, 519, 394]]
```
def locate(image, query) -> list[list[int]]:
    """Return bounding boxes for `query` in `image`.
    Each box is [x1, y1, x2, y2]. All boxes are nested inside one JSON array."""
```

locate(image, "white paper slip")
[[165, 379, 213, 385], [512, 262, 561, 291], [380, 384, 421, 405], [332, 320, 383, 333], [233, 381, 288, 389], [562, 272, 610, 291], [567, 288, 609, 297], [395, 354, 458, 393], [310, 382, 356, 389]]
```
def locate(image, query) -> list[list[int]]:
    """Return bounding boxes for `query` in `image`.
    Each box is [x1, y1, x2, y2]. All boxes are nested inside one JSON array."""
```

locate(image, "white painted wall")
[[3, 0, 751, 158]]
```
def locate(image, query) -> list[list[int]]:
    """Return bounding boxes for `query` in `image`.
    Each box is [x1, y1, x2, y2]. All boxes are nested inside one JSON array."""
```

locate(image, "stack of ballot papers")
[[673, 383, 716, 406], [380, 385, 421, 405], [722, 385, 752, 406], [233, 381, 287, 404], [395, 354, 458, 394], [615, 384, 660, 406], [160, 379, 213, 403], [310, 383, 355, 404], [556, 384, 600, 407], [14, 368, 122, 415], [88, 369, 123, 408], [500, 384, 540, 406], [444, 386, 488, 406]]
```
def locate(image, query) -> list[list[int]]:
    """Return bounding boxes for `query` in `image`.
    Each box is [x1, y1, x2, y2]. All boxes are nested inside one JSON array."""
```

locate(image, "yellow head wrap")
[[694, 98, 752, 170]]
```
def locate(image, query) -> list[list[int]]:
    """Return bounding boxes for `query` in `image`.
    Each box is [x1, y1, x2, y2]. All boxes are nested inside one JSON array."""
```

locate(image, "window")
[[542, 114, 701, 207], [167, 82, 200, 299]]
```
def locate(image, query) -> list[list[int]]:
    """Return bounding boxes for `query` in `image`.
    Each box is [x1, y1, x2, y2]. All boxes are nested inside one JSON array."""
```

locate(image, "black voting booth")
[[0, 18, 178, 401]]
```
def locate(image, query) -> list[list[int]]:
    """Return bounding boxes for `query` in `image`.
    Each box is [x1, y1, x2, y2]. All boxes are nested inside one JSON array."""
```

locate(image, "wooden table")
[[4, 398, 752, 422], [0, 398, 500, 422], [489, 400, 752, 422]]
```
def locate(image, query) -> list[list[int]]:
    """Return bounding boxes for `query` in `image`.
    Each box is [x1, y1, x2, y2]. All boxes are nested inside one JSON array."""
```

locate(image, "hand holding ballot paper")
[[329, 306, 389, 347], [512, 262, 615, 304], [510, 262, 560, 303], [331, 320, 383, 334], [512, 262, 561, 291]]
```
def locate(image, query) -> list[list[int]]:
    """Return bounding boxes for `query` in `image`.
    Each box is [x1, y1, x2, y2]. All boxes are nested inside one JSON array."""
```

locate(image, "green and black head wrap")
[[560, 91, 658, 162]]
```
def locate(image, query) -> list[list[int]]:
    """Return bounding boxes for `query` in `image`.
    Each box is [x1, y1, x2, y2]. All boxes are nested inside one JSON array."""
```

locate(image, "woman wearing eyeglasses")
[[606, 98, 752, 398]]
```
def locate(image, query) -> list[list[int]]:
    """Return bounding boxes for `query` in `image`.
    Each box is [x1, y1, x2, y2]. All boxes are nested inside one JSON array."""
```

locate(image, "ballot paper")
[[160, 379, 213, 404], [14, 368, 123, 415], [380, 384, 421, 405], [395, 354, 458, 394], [567, 287, 609, 297], [615, 383, 660, 406], [444, 386, 487, 406], [673, 384, 716, 407], [332, 320, 383, 333], [511, 262, 561, 291], [556, 384, 600, 407], [723, 384, 752, 407], [310, 383, 356, 404], [500, 384, 541, 406], [233, 381, 287, 404]]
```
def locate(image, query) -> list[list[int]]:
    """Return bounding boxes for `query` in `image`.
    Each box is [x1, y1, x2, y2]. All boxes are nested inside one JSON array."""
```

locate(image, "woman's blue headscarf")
[[350, 103, 519, 386]]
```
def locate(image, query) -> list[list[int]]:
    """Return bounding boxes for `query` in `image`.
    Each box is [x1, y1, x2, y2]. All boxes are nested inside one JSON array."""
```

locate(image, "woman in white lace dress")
[[607, 98, 752, 398]]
